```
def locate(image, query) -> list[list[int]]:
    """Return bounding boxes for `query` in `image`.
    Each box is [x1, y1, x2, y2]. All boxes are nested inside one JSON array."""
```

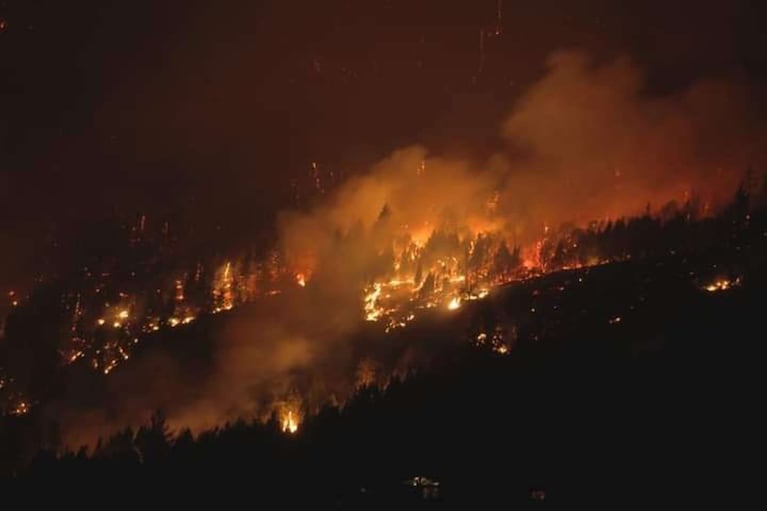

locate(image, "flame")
[[447, 297, 461, 310], [212, 261, 234, 312], [281, 410, 300, 434], [364, 283, 383, 321], [296, 273, 306, 287]]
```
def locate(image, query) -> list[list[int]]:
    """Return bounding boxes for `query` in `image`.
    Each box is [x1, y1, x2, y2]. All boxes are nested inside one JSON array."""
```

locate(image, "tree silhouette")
[[134, 410, 171, 463]]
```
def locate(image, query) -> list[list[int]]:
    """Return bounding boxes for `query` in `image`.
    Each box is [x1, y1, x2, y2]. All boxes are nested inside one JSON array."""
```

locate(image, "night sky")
[[1, 0, 766, 293]]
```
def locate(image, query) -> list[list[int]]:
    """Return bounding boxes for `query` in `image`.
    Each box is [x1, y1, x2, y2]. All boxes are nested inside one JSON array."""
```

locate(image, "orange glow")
[[703, 277, 740, 292], [10, 401, 29, 416]]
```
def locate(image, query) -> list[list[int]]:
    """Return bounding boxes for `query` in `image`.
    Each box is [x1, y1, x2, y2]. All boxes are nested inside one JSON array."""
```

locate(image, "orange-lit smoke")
[[283, 50, 766, 267], [54, 50, 767, 447], [497, 50, 765, 232]]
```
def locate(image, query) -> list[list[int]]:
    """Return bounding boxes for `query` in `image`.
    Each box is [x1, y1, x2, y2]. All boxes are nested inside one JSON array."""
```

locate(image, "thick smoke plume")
[[281, 50, 766, 271], [56, 50, 767, 446], [497, 51, 764, 230]]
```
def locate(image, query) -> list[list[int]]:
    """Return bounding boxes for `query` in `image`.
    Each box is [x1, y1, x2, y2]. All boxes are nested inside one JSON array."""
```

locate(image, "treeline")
[[540, 184, 758, 271]]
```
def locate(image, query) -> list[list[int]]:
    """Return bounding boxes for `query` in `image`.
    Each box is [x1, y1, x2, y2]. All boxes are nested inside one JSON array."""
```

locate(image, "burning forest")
[[2, 1, 767, 503], [2, 48, 767, 450]]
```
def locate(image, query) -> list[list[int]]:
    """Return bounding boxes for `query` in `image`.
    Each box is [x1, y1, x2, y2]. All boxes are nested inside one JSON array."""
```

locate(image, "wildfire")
[[43, 189, 558, 378], [15, 176, 702, 395]]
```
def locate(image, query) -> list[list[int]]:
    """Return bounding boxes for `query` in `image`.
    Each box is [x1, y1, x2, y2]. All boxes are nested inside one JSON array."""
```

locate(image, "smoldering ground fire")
[[5, 50, 766, 447]]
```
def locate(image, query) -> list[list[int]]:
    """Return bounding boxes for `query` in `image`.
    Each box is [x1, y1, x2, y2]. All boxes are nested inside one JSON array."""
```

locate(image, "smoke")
[[54, 50, 766, 447], [496, 50, 765, 231], [282, 50, 766, 261]]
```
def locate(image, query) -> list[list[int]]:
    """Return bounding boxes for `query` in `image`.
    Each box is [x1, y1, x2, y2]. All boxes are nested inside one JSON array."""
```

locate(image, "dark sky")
[[1, 0, 766, 293]]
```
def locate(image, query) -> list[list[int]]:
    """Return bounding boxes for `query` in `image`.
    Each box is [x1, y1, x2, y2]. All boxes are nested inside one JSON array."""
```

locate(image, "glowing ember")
[[175, 279, 185, 302], [447, 297, 461, 310], [702, 277, 740, 292], [10, 401, 29, 416], [117, 309, 129, 320], [67, 350, 84, 363], [103, 360, 118, 375], [296, 273, 307, 287]]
